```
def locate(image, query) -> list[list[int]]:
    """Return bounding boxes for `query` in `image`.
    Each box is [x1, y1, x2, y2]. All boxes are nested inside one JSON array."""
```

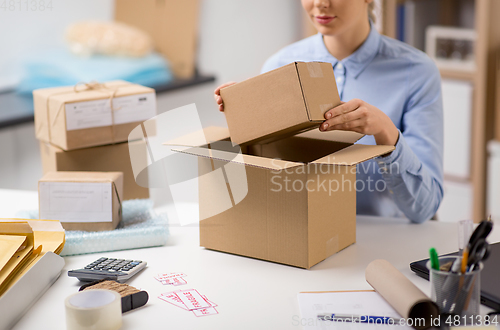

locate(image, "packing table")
[[1, 189, 498, 330]]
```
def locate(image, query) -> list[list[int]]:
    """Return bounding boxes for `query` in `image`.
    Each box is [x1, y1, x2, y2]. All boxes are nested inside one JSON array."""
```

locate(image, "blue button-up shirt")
[[261, 25, 444, 223]]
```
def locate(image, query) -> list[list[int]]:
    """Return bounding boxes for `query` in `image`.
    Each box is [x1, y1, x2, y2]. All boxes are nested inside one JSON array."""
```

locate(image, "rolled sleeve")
[[374, 58, 444, 223], [377, 130, 421, 175]]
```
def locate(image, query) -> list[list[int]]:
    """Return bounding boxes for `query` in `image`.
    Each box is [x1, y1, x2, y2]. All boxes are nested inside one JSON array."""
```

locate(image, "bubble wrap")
[[15, 199, 169, 256]]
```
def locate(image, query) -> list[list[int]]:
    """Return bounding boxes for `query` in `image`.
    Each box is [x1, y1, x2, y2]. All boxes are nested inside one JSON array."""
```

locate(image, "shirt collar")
[[313, 21, 381, 79]]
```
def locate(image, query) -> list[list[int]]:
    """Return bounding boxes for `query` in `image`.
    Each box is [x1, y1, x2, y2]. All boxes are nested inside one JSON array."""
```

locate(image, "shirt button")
[[337, 62, 343, 70], [336, 77, 343, 83]]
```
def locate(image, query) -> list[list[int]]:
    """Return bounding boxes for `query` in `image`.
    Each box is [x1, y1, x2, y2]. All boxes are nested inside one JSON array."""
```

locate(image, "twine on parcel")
[[39, 81, 127, 143]]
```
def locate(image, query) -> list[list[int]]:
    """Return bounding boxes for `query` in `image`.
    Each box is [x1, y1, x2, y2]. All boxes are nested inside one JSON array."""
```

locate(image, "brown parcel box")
[[40, 140, 149, 200], [166, 127, 394, 269], [33, 80, 156, 151], [39, 172, 123, 231], [115, 0, 199, 79], [220, 62, 341, 146]]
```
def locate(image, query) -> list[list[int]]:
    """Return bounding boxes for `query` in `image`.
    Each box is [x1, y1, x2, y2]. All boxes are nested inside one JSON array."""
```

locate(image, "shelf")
[[0, 74, 216, 130], [443, 174, 471, 184], [381, 0, 500, 221], [439, 68, 475, 81]]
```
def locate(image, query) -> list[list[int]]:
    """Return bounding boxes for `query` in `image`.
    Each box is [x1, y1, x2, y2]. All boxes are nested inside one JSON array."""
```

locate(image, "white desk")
[[2, 189, 499, 330]]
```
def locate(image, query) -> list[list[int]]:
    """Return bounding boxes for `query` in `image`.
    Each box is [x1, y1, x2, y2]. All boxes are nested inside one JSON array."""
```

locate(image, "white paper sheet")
[[39, 182, 112, 223], [297, 291, 411, 330], [65, 92, 156, 130]]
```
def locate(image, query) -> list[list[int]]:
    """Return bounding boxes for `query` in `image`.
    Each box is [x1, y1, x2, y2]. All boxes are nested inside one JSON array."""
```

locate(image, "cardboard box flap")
[[163, 127, 230, 147], [296, 128, 365, 144], [296, 62, 341, 121], [172, 146, 302, 170], [312, 144, 395, 166]]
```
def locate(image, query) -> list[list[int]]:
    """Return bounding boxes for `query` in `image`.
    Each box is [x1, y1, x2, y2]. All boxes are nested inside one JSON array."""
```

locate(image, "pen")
[[317, 314, 402, 324], [461, 248, 468, 274], [429, 247, 440, 271]]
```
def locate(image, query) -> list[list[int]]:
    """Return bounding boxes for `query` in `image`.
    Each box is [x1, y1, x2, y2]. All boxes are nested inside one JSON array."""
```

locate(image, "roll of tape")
[[65, 289, 122, 330]]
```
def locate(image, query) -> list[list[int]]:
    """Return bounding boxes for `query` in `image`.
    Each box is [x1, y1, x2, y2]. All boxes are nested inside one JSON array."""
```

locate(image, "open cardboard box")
[[165, 127, 394, 268]]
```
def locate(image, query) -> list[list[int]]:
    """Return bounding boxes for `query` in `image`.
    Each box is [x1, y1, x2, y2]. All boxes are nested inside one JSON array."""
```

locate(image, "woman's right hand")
[[214, 81, 236, 112]]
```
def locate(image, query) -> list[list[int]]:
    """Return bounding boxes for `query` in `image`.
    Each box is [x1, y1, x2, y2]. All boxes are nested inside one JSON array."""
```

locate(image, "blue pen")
[[317, 314, 402, 324]]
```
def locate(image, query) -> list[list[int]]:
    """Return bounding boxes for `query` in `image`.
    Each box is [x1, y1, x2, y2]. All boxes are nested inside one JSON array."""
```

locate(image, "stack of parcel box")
[[33, 80, 154, 201]]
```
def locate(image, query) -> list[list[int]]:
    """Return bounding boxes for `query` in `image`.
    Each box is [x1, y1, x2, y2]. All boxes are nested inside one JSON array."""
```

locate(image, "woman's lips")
[[315, 16, 335, 25]]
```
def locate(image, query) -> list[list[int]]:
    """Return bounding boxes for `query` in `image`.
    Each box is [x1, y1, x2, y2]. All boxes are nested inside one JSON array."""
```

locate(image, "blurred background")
[[0, 0, 499, 223]]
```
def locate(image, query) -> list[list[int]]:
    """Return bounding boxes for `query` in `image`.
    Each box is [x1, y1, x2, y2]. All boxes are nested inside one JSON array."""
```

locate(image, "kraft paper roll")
[[366, 259, 439, 330], [65, 289, 122, 330]]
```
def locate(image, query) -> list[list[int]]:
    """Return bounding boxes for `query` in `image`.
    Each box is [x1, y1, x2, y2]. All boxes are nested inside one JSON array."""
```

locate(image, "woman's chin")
[[315, 25, 341, 36]]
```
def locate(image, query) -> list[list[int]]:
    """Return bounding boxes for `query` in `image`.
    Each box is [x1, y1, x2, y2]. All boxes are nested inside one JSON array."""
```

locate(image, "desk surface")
[[2, 189, 499, 330]]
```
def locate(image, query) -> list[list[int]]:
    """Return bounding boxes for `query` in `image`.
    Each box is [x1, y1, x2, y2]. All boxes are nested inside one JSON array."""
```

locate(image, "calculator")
[[68, 257, 147, 283]]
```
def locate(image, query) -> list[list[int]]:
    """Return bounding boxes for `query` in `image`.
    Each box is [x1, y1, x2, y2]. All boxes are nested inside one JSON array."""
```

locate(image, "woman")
[[214, 0, 443, 223]]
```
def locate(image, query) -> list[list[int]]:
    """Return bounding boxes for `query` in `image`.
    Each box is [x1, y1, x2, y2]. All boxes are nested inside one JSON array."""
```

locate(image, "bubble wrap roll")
[[16, 199, 169, 256]]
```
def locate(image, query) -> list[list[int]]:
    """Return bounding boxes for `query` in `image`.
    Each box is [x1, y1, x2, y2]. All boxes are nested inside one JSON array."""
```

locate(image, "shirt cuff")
[[377, 130, 403, 165], [376, 130, 421, 176]]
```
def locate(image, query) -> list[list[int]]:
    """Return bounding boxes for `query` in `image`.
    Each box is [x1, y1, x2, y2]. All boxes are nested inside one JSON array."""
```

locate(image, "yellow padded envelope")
[[0, 222, 38, 296], [0, 235, 27, 273], [0, 218, 65, 255], [0, 219, 65, 297]]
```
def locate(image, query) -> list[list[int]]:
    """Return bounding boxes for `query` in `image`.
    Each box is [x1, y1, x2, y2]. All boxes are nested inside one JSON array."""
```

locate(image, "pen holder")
[[427, 257, 482, 322]]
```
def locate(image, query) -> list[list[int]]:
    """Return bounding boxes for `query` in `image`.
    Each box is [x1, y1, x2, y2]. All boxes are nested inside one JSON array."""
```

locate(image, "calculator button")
[[130, 262, 140, 266], [84, 266, 92, 269], [112, 267, 121, 270], [133, 260, 141, 263], [97, 258, 107, 261]]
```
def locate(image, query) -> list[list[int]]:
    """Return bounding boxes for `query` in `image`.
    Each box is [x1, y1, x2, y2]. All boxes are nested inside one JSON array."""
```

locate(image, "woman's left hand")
[[320, 98, 399, 146]]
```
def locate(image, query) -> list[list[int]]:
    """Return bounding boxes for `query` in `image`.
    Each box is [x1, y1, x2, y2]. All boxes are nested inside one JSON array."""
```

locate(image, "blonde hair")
[[368, 2, 376, 23]]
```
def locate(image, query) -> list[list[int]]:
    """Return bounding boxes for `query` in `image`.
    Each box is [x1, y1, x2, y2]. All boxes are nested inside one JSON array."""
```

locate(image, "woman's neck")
[[323, 19, 371, 61]]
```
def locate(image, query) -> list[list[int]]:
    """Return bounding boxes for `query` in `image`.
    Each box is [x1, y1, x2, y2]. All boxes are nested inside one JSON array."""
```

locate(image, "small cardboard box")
[[166, 127, 394, 269], [39, 172, 123, 231], [39, 140, 149, 200], [115, 0, 199, 79], [33, 80, 157, 151], [220, 62, 341, 145]]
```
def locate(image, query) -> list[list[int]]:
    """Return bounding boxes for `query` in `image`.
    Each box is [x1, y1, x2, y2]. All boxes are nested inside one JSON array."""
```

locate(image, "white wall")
[[0, 0, 115, 89], [0, 0, 303, 90], [197, 0, 303, 83]]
